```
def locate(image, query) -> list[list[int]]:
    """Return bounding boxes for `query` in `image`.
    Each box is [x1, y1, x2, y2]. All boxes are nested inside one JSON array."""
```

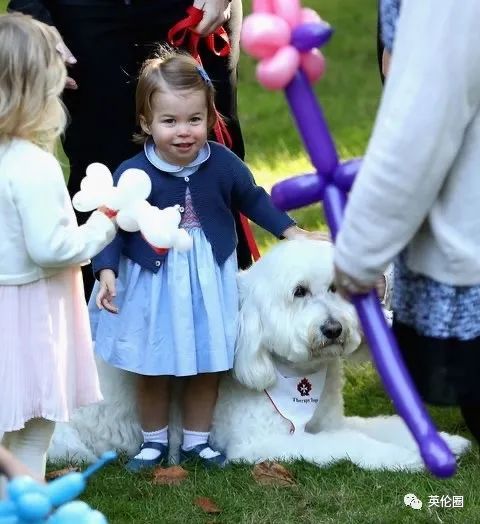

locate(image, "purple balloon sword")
[[241, 0, 456, 477]]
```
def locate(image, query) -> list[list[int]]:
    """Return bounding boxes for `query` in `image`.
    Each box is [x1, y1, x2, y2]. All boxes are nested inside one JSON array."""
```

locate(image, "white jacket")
[[0, 139, 116, 285], [335, 0, 480, 286]]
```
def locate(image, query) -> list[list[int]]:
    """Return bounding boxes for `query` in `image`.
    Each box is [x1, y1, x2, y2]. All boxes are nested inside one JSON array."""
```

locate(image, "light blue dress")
[[89, 142, 238, 376]]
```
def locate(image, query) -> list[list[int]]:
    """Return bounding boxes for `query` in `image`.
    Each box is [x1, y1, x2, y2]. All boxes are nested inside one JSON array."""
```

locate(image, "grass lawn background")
[[1, 1, 479, 522]]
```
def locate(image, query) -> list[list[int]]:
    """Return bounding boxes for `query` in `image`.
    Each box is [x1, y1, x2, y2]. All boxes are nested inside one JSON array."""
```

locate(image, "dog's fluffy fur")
[[49, 240, 470, 470]]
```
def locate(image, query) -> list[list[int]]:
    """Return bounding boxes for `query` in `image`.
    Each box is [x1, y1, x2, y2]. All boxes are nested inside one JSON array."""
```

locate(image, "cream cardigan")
[[0, 139, 115, 285], [335, 0, 480, 286]]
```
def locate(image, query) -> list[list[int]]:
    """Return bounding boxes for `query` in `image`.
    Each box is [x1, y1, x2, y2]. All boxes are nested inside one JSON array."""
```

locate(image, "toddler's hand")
[[282, 225, 330, 242], [96, 269, 118, 313]]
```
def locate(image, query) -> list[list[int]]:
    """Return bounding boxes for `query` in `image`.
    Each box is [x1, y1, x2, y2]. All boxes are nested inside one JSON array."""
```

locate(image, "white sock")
[[134, 426, 168, 460], [181, 429, 209, 451]]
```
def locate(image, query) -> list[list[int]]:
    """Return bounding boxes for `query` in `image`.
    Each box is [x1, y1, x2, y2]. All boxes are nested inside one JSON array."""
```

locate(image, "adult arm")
[[334, 0, 480, 286]]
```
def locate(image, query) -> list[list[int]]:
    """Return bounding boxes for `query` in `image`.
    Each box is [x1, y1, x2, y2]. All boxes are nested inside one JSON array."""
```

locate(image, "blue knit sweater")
[[93, 142, 295, 276]]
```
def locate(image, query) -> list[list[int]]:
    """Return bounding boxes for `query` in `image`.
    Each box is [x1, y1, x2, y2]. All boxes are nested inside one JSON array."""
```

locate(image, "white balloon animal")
[[72, 163, 192, 253]]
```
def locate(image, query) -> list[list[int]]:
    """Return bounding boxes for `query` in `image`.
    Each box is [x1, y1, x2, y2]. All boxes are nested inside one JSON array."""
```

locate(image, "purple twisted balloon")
[[241, 0, 456, 477]]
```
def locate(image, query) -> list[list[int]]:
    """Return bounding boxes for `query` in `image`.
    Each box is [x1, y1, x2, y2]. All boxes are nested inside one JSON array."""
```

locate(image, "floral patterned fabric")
[[393, 253, 480, 341]]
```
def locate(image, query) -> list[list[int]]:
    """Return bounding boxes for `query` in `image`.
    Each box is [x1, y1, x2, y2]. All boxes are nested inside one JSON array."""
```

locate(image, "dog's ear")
[[233, 271, 276, 391]]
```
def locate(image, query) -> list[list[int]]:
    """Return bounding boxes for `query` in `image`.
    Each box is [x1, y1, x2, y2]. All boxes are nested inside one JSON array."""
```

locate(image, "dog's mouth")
[[309, 337, 346, 357]]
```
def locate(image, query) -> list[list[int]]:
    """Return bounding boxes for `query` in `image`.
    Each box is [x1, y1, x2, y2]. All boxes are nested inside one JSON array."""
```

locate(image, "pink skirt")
[[0, 268, 102, 432]]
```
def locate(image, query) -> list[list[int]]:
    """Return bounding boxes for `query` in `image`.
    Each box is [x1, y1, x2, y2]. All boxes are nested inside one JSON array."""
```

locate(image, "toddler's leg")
[[125, 375, 170, 471], [1, 418, 55, 479], [182, 372, 221, 432], [180, 372, 226, 467]]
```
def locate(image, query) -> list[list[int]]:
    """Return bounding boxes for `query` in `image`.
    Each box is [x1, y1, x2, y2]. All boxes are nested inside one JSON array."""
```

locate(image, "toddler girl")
[[90, 48, 322, 470]]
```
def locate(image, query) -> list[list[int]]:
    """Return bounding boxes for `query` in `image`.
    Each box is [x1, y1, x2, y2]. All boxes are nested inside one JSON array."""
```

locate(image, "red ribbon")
[[167, 6, 231, 60], [141, 233, 169, 256], [167, 6, 260, 262], [102, 207, 118, 218]]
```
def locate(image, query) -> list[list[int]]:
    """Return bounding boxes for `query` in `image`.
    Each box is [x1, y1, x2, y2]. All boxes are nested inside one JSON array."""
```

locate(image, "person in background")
[[334, 0, 480, 445]]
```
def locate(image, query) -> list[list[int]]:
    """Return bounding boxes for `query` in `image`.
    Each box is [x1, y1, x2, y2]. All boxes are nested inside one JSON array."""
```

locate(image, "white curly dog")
[[49, 240, 469, 470]]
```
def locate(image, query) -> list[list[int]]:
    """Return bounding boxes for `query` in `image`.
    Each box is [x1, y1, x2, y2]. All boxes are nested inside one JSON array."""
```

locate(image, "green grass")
[[61, 366, 479, 524], [3, 0, 480, 522]]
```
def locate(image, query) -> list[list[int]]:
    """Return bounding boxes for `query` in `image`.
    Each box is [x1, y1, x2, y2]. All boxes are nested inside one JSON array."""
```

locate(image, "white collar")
[[144, 139, 210, 172]]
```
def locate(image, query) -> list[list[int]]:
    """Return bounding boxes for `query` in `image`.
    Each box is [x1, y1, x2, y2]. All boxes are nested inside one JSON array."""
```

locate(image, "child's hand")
[[96, 269, 118, 313], [282, 225, 331, 242], [98, 205, 118, 220], [0, 445, 36, 480]]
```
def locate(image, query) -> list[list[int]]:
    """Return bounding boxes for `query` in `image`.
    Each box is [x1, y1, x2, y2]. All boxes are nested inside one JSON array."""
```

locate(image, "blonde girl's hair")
[[133, 47, 217, 145], [0, 13, 67, 152]]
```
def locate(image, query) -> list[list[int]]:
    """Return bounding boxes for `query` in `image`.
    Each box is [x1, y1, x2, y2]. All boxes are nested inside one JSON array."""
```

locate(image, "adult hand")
[[192, 0, 231, 36], [52, 27, 78, 90], [96, 269, 118, 313], [333, 264, 375, 300]]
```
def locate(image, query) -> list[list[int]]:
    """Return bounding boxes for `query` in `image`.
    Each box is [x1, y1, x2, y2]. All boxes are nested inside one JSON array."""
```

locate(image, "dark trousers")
[[393, 319, 480, 445], [48, 1, 251, 296]]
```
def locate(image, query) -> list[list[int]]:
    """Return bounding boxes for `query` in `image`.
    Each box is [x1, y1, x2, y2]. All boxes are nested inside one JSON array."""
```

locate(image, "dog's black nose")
[[320, 319, 343, 339]]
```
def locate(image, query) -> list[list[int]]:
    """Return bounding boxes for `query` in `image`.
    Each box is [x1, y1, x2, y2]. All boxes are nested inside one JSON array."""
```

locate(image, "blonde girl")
[[0, 13, 116, 481]]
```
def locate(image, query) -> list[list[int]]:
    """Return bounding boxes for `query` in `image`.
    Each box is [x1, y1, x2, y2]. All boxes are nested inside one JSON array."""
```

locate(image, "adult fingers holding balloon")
[[333, 265, 374, 300]]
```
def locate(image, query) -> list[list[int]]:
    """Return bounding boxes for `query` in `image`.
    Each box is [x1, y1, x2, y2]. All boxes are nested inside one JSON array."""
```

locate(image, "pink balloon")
[[301, 49, 326, 83], [241, 13, 291, 59], [257, 46, 300, 90], [253, 0, 274, 13], [273, 0, 301, 28], [300, 7, 323, 24]]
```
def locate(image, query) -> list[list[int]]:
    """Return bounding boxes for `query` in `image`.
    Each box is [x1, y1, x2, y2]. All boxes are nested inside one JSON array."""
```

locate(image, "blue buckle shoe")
[[180, 443, 227, 469], [125, 441, 168, 472]]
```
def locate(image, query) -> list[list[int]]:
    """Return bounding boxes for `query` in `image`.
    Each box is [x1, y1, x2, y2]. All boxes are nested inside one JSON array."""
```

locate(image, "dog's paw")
[[304, 419, 322, 434], [304, 414, 344, 434]]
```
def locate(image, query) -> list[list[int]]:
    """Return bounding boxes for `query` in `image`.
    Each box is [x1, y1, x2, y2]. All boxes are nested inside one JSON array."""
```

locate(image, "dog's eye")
[[328, 283, 337, 293], [293, 285, 309, 298]]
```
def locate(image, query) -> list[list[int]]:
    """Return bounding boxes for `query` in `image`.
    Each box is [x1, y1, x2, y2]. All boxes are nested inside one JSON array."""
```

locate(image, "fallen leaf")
[[152, 465, 188, 485], [45, 467, 79, 480], [194, 496, 221, 514], [252, 461, 295, 486]]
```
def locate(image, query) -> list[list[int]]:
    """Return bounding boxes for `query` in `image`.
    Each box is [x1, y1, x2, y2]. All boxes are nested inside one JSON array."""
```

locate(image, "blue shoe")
[[125, 441, 168, 472], [180, 443, 227, 469]]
